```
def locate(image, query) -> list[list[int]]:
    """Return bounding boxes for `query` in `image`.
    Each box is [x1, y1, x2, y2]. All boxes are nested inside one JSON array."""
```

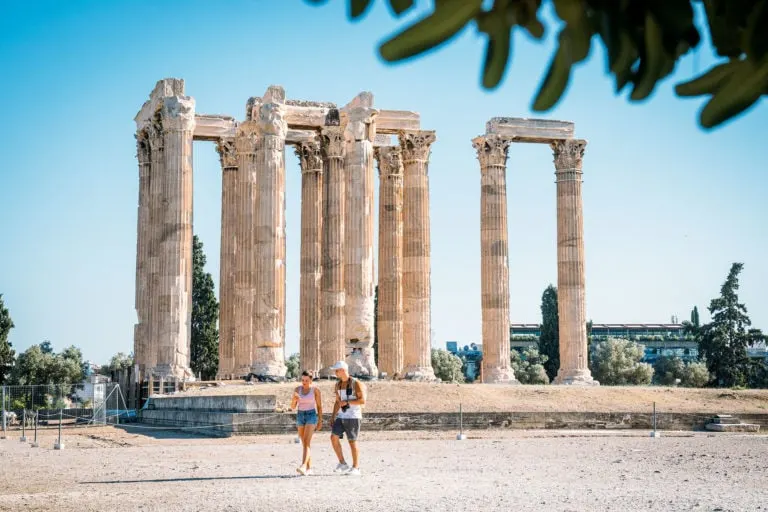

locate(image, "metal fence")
[[1, 383, 130, 437]]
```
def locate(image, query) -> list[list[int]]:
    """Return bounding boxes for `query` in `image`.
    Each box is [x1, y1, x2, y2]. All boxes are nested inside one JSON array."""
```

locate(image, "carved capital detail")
[[161, 96, 196, 132], [320, 127, 345, 159], [216, 137, 237, 169], [399, 130, 436, 162], [551, 139, 586, 171], [343, 107, 377, 142], [135, 130, 151, 165], [258, 102, 287, 139], [235, 121, 260, 155], [472, 135, 510, 168], [148, 113, 164, 151], [295, 141, 323, 173], [375, 146, 404, 177]]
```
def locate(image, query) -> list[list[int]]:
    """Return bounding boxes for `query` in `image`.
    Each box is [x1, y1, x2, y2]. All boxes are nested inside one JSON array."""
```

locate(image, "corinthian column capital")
[[258, 102, 287, 139], [472, 135, 510, 169], [216, 137, 237, 170], [551, 139, 587, 172], [375, 146, 404, 177], [235, 121, 260, 155], [320, 127, 345, 159], [399, 130, 436, 163], [295, 140, 323, 172], [343, 107, 377, 142], [135, 130, 151, 165], [162, 96, 196, 132]]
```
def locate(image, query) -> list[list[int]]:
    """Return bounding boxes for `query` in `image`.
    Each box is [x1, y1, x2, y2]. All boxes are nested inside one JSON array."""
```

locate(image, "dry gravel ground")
[[176, 381, 768, 414], [0, 427, 766, 511]]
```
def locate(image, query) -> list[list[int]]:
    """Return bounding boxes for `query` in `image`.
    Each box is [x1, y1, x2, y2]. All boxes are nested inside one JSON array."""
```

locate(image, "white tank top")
[[337, 379, 362, 419]]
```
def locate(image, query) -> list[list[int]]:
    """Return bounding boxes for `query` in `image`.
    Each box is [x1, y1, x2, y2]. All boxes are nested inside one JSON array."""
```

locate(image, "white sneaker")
[[304, 468, 313, 476], [345, 467, 361, 476], [333, 463, 350, 473]]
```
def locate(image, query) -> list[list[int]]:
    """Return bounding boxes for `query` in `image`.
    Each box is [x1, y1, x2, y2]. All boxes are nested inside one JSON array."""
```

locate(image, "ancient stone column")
[[232, 121, 259, 377], [144, 115, 164, 372], [375, 146, 405, 378], [319, 126, 346, 376], [133, 130, 151, 374], [216, 136, 237, 379], [296, 140, 323, 375], [154, 96, 196, 380], [472, 135, 517, 384], [551, 139, 597, 385], [251, 89, 288, 378], [399, 130, 437, 381], [343, 106, 378, 376]]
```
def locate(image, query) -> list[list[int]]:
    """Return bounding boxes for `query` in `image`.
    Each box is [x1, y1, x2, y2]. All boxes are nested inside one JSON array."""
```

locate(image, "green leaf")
[[675, 61, 739, 97], [479, 17, 512, 89], [388, 0, 415, 16], [379, 0, 483, 62], [532, 31, 573, 111], [349, 0, 373, 19], [700, 57, 768, 128], [612, 31, 638, 93], [630, 13, 668, 101], [744, 0, 768, 60]]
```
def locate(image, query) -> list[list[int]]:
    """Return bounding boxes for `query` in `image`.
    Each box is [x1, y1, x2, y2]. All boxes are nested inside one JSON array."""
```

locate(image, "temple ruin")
[[133, 78, 596, 386]]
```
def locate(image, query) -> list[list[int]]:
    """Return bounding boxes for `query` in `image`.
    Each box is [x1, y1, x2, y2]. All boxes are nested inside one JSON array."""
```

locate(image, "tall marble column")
[[319, 126, 346, 376], [145, 115, 164, 372], [551, 139, 597, 385], [375, 146, 405, 378], [344, 107, 378, 376], [216, 136, 237, 379], [154, 96, 196, 380], [472, 135, 517, 384], [233, 121, 259, 377], [251, 90, 288, 378], [399, 130, 437, 381], [133, 129, 151, 374], [296, 140, 324, 375]]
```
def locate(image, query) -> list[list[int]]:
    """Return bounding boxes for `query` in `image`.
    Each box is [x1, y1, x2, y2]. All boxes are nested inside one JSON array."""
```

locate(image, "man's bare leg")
[[331, 434, 346, 464], [349, 440, 359, 468]]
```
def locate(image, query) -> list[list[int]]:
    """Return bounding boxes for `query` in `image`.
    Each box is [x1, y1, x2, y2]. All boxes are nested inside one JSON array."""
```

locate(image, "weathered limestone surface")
[[399, 130, 437, 381], [319, 127, 347, 377], [154, 95, 196, 380], [144, 113, 164, 373], [133, 130, 151, 373], [551, 139, 597, 386], [486, 117, 575, 142], [251, 87, 288, 378], [296, 141, 323, 375], [473, 135, 518, 384], [343, 98, 378, 377], [216, 136, 238, 379], [376, 146, 405, 378]]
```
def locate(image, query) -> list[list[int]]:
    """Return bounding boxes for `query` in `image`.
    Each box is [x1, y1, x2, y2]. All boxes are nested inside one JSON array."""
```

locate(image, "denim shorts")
[[296, 409, 318, 426]]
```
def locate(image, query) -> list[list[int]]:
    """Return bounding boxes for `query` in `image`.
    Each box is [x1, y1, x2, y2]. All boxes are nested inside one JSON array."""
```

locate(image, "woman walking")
[[290, 371, 323, 475]]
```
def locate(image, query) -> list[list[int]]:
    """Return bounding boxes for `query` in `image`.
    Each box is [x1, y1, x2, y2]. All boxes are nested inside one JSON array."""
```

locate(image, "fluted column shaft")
[[552, 139, 596, 385], [343, 108, 378, 376], [154, 96, 196, 380], [133, 130, 151, 374], [251, 98, 288, 378], [375, 146, 405, 377], [145, 117, 164, 372], [399, 130, 437, 381], [319, 127, 346, 376], [473, 135, 517, 384], [216, 137, 238, 379], [297, 141, 324, 375]]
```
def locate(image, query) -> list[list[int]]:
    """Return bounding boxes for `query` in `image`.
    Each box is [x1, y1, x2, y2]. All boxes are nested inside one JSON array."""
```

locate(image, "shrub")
[[510, 348, 550, 384], [285, 353, 300, 380], [653, 356, 685, 386], [590, 338, 654, 385], [431, 349, 464, 383], [681, 361, 710, 388]]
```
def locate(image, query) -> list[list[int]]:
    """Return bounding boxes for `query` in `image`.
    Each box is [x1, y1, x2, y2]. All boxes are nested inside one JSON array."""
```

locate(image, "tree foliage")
[[538, 284, 559, 381], [285, 353, 301, 380], [431, 348, 465, 382], [698, 262, 765, 387], [0, 294, 15, 384], [307, 0, 768, 129], [191, 235, 220, 381], [589, 338, 654, 385], [102, 352, 134, 374], [653, 355, 709, 387], [511, 347, 550, 384], [9, 341, 85, 385]]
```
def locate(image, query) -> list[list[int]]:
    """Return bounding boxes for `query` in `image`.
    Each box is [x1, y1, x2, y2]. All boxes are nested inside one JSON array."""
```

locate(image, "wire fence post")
[[651, 401, 661, 438], [31, 411, 38, 448], [456, 402, 466, 441], [1, 385, 6, 439], [54, 409, 64, 450], [20, 409, 27, 442]]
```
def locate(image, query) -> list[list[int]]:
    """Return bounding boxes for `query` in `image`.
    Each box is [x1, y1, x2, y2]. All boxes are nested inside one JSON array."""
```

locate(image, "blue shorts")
[[296, 410, 318, 426]]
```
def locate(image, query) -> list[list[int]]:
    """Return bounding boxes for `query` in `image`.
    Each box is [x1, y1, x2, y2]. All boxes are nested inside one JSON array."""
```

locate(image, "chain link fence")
[[1, 383, 131, 437]]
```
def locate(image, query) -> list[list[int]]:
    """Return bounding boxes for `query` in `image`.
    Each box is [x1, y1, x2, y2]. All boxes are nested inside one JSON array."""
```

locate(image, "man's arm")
[[347, 380, 366, 406], [330, 385, 340, 422]]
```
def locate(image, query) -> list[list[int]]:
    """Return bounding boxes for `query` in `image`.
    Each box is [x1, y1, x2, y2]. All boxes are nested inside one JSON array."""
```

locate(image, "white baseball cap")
[[330, 361, 348, 371]]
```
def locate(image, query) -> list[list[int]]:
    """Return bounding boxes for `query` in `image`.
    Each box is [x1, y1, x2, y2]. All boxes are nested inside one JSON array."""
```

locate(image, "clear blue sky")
[[1, 0, 766, 364]]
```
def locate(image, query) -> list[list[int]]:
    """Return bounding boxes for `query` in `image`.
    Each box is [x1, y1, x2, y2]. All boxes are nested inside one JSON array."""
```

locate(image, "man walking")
[[329, 361, 365, 476]]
